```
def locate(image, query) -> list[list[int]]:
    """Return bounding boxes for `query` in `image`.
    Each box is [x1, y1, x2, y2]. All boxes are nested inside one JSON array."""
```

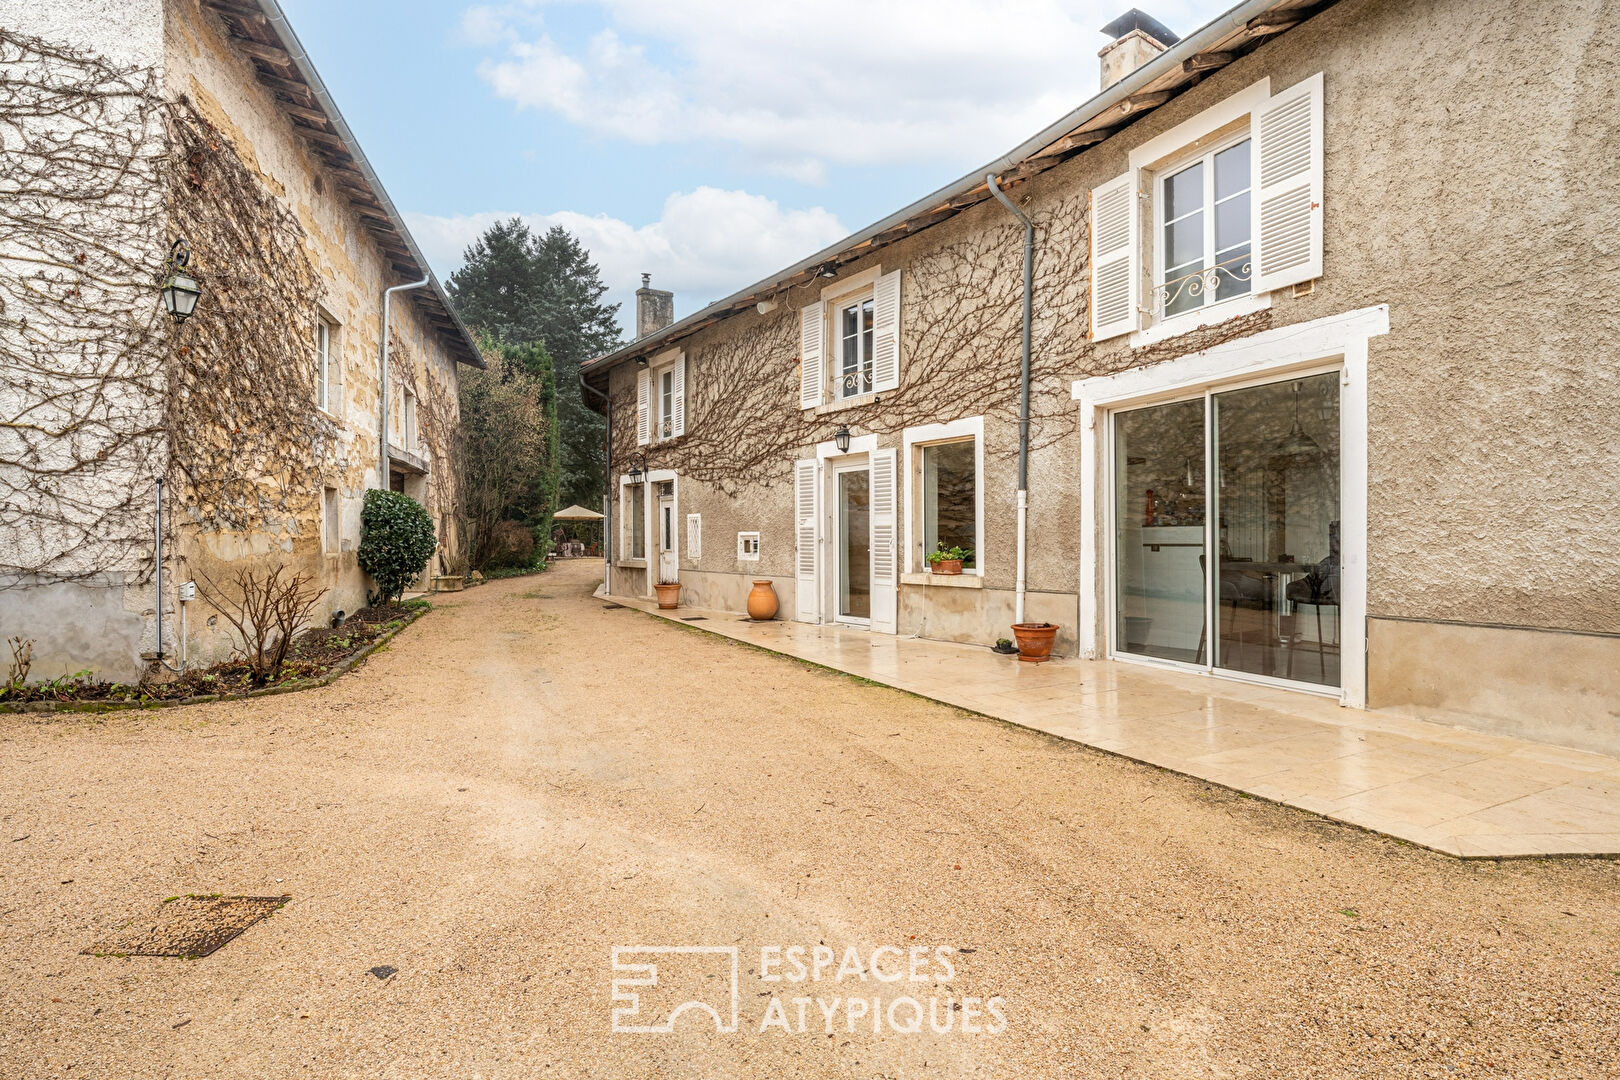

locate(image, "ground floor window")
[[631, 483, 646, 561], [921, 439, 976, 568], [1113, 370, 1340, 688]]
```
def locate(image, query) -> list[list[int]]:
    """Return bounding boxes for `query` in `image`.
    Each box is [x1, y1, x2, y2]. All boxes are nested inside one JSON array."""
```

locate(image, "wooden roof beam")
[[1183, 51, 1234, 73]]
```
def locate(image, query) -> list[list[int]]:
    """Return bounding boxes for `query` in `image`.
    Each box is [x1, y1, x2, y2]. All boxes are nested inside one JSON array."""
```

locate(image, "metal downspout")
[[987, 174, 1034, 626], [380, 278, 430, 489]]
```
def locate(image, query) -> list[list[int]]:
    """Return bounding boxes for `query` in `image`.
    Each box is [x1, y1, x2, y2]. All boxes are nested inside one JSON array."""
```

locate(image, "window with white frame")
[[737, 532, 760, 560], [1158, 136, 1252, 318], [403, 386, 418, 448], [920, 439, 977, 568], [659, 366, 675, 439], [316, 316, 336, 413], [625, 482, 646, 561], [836, 296, 874, 400], [637, 352, 685, 444]]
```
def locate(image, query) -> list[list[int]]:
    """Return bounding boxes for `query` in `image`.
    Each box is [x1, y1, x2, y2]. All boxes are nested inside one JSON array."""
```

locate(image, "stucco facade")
[[586, 0, 1620, 755], [0, 0, 477, 681]]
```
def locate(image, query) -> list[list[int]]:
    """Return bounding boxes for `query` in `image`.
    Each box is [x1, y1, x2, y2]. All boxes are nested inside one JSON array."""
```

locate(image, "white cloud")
[[469, 0, 1215, 180], [405, 186, 847, 330]]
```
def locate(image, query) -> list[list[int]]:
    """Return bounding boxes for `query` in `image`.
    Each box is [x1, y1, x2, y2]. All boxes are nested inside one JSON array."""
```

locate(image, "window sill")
[[617, 559, 647, 569], [811, 391, 881, 416], [901, 571, 983, 589], [1130, 290, 1271, 348]]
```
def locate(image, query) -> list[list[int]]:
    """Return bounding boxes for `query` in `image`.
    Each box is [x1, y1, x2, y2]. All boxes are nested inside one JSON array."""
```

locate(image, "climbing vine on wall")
[[164, 97, 333, 535], [0, 28, 168, 582]]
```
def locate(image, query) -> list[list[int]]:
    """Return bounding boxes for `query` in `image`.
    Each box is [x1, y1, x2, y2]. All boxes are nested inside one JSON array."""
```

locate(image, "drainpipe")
[[580, 375, 612, 589], [153, 476, 165, 663], [987, 173, 1034, 626], [380, 278, 430, 489]]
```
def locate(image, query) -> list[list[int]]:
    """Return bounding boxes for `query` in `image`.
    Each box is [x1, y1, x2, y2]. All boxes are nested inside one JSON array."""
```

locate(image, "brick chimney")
[[635, 273, 674, 339], [1099, 9, 1179, 91]]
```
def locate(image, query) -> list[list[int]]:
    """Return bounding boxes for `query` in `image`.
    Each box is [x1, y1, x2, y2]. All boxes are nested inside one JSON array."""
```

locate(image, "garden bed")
[[0, 601, 429, 714]]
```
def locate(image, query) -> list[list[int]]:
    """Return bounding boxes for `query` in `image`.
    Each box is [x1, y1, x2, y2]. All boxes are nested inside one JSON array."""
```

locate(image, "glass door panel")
[[837, 468, 871, 619], [1212, 373, 1341, 687], [1114, 399, 1206, 663]]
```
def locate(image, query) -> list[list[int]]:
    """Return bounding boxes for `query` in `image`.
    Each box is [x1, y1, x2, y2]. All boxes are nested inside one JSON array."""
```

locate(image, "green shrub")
[[358, 489, 437, 601]]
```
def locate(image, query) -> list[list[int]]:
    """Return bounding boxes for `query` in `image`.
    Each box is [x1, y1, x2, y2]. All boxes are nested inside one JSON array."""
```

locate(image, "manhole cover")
[[680, 616, 707, 622], [84, 894, 290, 959]]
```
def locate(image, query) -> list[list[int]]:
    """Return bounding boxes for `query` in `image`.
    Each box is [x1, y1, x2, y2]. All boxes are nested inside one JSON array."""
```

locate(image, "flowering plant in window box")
[[925, 543, 972, 576]]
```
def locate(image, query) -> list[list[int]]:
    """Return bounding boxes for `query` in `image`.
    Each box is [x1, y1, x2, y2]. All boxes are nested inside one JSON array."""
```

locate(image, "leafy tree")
[[457, 339, 559, 570], [447, 219, 621, 509], [358, 489, 438, 601]]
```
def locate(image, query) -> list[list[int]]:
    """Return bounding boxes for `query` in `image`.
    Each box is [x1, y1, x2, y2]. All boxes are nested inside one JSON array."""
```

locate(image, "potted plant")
[[654, 576, 682, 610], [1011, 622, 1058, 663], [992, 637, 1018, 655], [926, 542, 973, 576]]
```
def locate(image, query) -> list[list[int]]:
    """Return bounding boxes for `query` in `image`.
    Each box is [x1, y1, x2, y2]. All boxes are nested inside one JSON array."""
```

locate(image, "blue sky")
[[278, 0, 1234, 329]]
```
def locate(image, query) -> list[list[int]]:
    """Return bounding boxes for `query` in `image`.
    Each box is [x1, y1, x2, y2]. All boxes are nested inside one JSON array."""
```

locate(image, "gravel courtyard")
[[2, 559, 1616, 1079]]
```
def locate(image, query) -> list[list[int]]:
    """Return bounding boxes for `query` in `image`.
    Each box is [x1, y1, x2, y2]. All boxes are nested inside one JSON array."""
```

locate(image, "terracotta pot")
[[746, 579, 779, 621], [654, 582, 681, 610], [930, 559, 964, 576], [1012, 622, 1058, 663]]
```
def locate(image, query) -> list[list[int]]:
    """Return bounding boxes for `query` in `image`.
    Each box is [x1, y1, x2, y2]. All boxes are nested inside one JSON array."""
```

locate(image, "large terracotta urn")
[[747, 579, 779, 621]]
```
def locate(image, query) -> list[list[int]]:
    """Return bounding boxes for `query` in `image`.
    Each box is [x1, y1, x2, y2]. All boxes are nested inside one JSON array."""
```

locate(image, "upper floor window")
[[837, 297, 874, 399], [1089, 73, 1324, 345], [316, 316, 338, 413], [798, 268, 901, 411], [1158, 137, 1251, 318], [636, 351, 685, 445], [403, 386, 418, 448]]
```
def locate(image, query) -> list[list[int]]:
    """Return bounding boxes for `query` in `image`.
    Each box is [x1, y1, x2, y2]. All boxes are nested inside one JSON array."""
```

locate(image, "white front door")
[[830, 457, 871, 624], [656, 483, 677, 584]]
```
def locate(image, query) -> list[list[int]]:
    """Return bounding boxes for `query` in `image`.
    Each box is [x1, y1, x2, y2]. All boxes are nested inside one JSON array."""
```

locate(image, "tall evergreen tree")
[[447, 219, 621, 509]]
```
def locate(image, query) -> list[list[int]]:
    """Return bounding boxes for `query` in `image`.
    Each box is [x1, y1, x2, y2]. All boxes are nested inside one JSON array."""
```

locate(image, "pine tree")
[[447, 218, 621, 510]]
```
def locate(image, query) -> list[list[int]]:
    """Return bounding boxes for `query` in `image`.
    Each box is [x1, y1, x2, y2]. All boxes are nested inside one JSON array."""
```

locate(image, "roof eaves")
[[582, 0, 1321, 378], [204, 0, 485, 369]]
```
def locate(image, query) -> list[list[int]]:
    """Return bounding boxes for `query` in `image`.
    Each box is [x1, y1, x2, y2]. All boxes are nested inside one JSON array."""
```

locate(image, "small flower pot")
[[930, 559, 964, 576], [747, 579, 779, 620], [992, 640, 1019, 655], [654, 582, 681, 610], [1012, 622, 1058, 663]]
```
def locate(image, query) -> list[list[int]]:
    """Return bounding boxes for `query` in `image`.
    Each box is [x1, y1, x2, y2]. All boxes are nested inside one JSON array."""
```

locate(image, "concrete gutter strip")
[[583, 0, 1290, 374]]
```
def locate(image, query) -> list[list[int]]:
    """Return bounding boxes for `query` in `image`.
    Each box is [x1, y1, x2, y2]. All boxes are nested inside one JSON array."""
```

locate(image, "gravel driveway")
[[2, 559, 1616, 1078]]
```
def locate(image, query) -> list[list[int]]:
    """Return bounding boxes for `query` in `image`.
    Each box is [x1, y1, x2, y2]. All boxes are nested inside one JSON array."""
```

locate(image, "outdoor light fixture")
[[833, 424, 852, 453], [627, 452, 647, 483], [814, 262, 838, 279], [636, 357, 648, 368], [159, 238, 201, 323]]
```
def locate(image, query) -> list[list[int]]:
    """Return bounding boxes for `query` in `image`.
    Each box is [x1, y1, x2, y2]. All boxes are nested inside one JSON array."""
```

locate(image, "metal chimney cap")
[[1100, 8, 1179, 45], [640, 272, 651, 288]]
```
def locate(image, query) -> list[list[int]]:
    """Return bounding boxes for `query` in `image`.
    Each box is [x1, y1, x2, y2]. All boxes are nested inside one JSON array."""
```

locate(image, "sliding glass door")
[[1113, 371, 1341, 690]]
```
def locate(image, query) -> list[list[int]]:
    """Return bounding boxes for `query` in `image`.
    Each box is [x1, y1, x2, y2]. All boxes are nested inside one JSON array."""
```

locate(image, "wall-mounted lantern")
[[833, 424, 852, 453], [627, 451, 647, 483], [160, 239, 201, 323]]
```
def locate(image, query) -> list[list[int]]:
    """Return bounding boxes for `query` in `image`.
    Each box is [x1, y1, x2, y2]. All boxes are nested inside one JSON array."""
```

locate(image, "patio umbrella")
[[552, 504, 604, 521]]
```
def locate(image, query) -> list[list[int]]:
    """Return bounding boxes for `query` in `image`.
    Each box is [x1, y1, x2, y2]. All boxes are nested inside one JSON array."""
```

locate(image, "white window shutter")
[[871, 270, 901, 393], [635, 367, 650, 446], [1089, 171, 1139, 341], [1251, 71, 1324, 293], [686, 512, 701, 560], [869, 448, 898, 634], [799, 303, 823, 410], [794, 458, 819, 622], [671, 351, 687, 437]]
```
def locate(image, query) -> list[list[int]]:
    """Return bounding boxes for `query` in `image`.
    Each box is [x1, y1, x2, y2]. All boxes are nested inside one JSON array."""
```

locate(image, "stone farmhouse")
[[583, 0, 1620, 756], [0, 0, 481, 681]]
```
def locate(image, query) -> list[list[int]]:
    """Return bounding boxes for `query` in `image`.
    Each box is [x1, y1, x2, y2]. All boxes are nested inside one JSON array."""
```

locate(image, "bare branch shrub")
[[3, 636, 34, 696], [192, 565, 327, 686]]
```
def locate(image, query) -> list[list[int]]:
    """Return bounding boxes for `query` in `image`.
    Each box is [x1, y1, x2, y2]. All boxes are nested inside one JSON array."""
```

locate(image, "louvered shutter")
[[794, 459, 819, 622], [799, 303, 823, 410], [686, 513, 701, 560], [869, 448, 898, 634], [1251, 72, 1324, 293], [635, 368, 650, 446], [1090, 171, 1139, 341], [671, 352, 687, 437], [871, 270, 901, 393]]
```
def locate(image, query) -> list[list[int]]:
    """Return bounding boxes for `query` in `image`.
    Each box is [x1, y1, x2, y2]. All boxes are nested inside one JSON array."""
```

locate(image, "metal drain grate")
[[602, 603, 625, 610], [84, 894, 290, 959], [681, 616, 708, 622]]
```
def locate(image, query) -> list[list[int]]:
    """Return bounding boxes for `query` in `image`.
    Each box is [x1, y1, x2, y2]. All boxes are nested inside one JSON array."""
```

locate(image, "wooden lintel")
[[1183, 51, 1234, 73]]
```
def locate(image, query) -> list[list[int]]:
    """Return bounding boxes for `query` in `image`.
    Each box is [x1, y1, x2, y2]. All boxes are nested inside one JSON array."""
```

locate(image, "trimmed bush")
[[358, 489, 437, 601]]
